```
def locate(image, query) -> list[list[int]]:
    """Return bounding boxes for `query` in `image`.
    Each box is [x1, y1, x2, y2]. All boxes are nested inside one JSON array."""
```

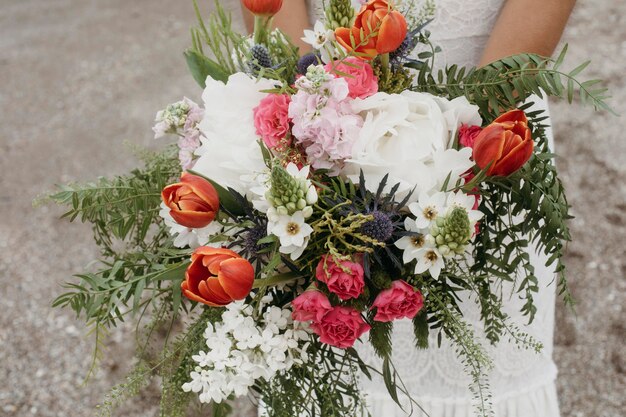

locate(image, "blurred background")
[[0, 0, 624, 416]]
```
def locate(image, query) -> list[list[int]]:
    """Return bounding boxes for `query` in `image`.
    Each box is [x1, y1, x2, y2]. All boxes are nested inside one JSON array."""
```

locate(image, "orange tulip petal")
[[472, 125, 505, 173], [170, 210, 215, 229], [205, 276, 233, 304], [491, 137, 534, 176], [218, 258, 255, 300], [376, 11, 407, 54], [180, 173, 220, 212], [494, 109, 528, 125]]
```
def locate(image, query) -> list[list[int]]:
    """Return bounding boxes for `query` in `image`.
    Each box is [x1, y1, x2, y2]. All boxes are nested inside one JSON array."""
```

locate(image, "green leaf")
[[184, 49, 229, 87], [412, 311, 429, 349], [382, 357, 402, 407]]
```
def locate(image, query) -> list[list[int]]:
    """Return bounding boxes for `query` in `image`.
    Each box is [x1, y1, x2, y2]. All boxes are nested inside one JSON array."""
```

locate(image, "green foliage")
[[258, 341, 368, 417], [159, 309, 223, 417], [95, 360, 153, 417], [185, 48, 230, 86], [414, 45, 613, 121], [368, 317, 393, 359]]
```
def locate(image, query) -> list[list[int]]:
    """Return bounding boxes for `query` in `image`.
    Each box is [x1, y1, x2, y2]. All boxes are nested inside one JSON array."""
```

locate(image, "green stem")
[[253, 15, 272, 45], [252, 271, 301, 289], [380, 53, 390, 79]]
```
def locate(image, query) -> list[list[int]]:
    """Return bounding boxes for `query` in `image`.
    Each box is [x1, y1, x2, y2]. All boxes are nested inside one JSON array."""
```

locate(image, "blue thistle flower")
[[361, 211, 395, 242], [297, 52, 321, 75]]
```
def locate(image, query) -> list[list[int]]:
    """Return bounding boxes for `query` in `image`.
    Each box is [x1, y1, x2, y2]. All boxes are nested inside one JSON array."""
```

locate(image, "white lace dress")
[[307, 1, 560, 416]]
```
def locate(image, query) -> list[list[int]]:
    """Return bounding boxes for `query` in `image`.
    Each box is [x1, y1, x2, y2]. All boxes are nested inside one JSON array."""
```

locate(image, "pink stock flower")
[[371, 280, 424, 322], [315, 255, 365, 300], [292, 290, 332, 322], [310, 306, 371, 349], [325, 58, 378, 99], [253, 93, 292, 149], [458, 124, 483, 149]]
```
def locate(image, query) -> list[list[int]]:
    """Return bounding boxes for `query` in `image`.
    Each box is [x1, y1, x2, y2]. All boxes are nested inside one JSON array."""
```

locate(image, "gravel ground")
[[0, 1, 624, 416]]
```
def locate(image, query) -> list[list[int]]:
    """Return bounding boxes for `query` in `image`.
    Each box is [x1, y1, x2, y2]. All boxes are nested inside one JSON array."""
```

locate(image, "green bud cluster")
[[430, 206, 472, 257], [325, 0, 356, 30], [265, 164, 312, 216], [159, 101, 190, 130]]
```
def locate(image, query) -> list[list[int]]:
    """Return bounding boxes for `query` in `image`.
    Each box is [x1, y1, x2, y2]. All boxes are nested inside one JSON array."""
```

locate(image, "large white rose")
[[342, 91, 479, 200], [193, 73, 276, 197]]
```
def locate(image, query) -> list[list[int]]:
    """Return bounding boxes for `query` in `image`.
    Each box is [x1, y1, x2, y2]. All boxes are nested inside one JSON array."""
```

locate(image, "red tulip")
[[241, 0, 283, 16], [472, 109, 534, 176], [161, 172, 219, 229], [182, 247, 255, 307], [335, 0, 407, 60]]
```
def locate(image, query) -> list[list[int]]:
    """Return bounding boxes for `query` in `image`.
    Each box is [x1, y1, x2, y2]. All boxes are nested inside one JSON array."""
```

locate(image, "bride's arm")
[[241, 0, 311, 51], [479, 0, 576, 65]]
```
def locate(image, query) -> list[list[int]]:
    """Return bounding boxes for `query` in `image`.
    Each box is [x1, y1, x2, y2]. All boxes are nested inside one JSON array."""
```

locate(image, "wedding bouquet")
[[50, 0, 611, 416]]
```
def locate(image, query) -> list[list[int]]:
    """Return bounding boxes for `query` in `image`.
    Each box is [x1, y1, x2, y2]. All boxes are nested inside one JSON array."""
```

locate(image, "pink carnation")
[[292, 290, 332, 322], [253, 93, 292, 149], [325, 57, 378, 99], [371, 280, 424, 322], [458, 124, 482, 149], [315, 255, 365, 300], [311, 306, 371, 349]]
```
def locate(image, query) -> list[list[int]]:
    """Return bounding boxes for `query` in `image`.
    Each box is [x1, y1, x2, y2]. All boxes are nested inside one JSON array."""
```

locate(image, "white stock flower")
[[183, 301, 311, 404], [342, 91, 476, 201], [193, 73, 277, 198]]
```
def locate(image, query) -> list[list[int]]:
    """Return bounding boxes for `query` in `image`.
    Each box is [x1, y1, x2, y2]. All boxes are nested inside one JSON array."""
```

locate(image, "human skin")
[[241, 0, 576, 63]]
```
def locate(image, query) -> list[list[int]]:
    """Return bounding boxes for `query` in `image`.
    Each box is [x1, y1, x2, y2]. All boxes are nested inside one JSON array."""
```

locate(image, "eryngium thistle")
[[243, 223, 269, 258], [361, 211, 395, 243], [297, 52, 320, 75], [265, 164, 310, 215], [430, 207, 471, 257], [389, 33, 419, 65], [325, 0, 355, 30], [248, 44, 273, 73]]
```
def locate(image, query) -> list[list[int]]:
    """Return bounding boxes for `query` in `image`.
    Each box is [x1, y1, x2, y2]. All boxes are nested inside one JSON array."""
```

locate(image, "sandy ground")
[[0, 0, 624, 416]]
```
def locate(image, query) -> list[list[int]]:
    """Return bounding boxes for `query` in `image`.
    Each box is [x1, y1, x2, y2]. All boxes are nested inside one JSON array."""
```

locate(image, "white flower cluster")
[[301, 21, 338, 63], [182, 300, 310, 404], [395, 191, 483, 279]]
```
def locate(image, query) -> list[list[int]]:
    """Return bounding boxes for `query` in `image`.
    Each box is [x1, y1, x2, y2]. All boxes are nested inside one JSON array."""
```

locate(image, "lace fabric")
[[302, 2, 560, 416]]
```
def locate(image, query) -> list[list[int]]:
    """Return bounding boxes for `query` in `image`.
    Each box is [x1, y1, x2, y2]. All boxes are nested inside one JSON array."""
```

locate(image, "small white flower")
[[409, 191, 448, 229], [302, 21, 334, 50], [270, 211, 313, 249], [446, 191, 483, 224], [395, 218, 429, 264], [414, 240, 445, 279]]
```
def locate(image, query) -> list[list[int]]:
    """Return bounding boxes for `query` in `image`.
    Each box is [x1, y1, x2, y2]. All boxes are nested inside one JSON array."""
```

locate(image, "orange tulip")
[[161, 172, 219, 229], [182, 247, 255, 307], [335, 0, 407, 60], [241, 0, 283, 16], [472, 109, 534, 176]]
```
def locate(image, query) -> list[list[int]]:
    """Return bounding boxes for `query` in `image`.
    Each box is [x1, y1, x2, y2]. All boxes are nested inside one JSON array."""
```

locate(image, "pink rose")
[[325, 57, 378, 99], [315, 255, 365, 300], [253, 93, 291, 149], [458, 124, 482, 149], [371, 280, 424, 322], [292, 290, 332, 322], [311, 306, 371, 349]]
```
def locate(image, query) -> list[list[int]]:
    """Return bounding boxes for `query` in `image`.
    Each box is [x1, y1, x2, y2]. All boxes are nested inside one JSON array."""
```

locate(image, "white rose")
[[342, 91, 476, 200], [194, 73, 276, 197]]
